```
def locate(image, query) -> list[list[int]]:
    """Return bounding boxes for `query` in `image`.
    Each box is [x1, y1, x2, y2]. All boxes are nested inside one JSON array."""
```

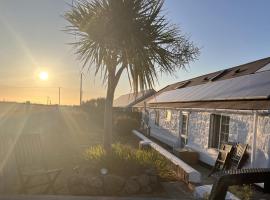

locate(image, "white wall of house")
[[148, 109, 180, 147], [228, 114, 253, 146], [147, 107, 270, 168], [187, 112, 215, 165], [255, 116, 270, 167]]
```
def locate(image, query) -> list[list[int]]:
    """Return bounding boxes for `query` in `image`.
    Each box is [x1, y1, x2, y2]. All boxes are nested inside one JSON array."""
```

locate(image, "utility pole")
[[80, 72, 83, 105], [58, 87, 61, 105], [47, 96, 50, 105]]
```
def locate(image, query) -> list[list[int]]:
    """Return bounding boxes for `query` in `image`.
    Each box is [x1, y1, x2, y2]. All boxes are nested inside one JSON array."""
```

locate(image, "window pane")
[[180, 114, 188, 148], [166, 110, 172, 121], [155, 110, 159, 126], [209, 114, 230, 149], [220, 116, 230, 146]]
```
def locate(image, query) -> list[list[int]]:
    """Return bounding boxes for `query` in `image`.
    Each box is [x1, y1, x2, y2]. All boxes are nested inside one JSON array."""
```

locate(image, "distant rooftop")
[[113, 89, 156, 108]]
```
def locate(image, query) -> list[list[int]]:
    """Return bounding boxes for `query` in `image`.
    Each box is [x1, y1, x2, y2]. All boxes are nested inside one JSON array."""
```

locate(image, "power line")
[[0, 85, 61, 89]]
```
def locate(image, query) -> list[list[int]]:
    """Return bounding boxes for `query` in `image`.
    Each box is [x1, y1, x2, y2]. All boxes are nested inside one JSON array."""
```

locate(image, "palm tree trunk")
[[103, 71, 115, 152]]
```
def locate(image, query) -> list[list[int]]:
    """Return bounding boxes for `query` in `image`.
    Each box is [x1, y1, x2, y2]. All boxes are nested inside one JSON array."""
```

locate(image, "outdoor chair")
[[15, 133, 63, 194], [208, 143, 248, 176], [228, 143, 248, 169], [208, 143, 233, 176], [194, 168, 270, 200]]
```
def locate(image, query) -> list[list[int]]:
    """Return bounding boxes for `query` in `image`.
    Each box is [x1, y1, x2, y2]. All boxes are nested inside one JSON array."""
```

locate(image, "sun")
[[39, 71, 49, 81]]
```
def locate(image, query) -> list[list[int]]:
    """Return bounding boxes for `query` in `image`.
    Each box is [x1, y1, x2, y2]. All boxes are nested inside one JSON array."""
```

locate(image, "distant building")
[[113, 89, 156, 110], [133, 57, 270, 168]]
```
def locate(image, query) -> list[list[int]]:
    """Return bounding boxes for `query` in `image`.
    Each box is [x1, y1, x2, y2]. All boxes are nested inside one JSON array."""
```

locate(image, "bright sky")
[[0, 0, 270, 105]]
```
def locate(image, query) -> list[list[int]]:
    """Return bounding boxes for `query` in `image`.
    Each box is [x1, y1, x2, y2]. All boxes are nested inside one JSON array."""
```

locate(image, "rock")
[[123, 179, 140, 194], [149, 175, 158, 184], [142, 185, 152, 193], [87, 176, 103, 195], [103, 174, 125, 195], [88, 176, 103, 188], [145, 168, 157, 176], [137, 174, 150, 187], [67, 175, 90, 195], [83, 166, 95, 175], [130, 176, 138, 181]]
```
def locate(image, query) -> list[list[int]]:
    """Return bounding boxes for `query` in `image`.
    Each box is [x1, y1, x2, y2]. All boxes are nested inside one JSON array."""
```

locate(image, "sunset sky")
[[0, 0, 270, 105]]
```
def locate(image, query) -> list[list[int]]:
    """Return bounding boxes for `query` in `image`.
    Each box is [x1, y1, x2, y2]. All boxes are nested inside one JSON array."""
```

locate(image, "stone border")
[[132, 130, 201, 184]]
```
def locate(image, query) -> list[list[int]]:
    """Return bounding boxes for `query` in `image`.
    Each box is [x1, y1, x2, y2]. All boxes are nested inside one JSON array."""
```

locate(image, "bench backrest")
[[229, 143, 248, 169]]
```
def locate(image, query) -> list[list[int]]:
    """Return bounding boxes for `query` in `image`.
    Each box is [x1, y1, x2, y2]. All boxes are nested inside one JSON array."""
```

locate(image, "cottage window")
[[165, 110, 172, 121], [155, 110, 160, 126], [209, 114, 230, 149], [180, 113, 189, 148]]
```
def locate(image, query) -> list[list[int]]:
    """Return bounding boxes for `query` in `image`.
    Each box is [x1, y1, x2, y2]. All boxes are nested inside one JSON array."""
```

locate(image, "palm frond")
[[64, 0, 199, 92]]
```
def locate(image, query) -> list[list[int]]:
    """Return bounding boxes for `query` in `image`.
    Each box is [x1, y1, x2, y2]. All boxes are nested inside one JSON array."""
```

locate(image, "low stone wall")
[[67, 168, 159, 196], [133, 130, 201, 184]]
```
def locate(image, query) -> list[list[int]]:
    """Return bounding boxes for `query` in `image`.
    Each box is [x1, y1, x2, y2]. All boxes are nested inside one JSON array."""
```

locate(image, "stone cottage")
[[133, 57, 270, 168]]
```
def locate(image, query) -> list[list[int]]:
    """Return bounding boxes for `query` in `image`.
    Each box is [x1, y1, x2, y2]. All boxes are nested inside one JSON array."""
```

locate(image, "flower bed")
[[67, 143, 177, 196]]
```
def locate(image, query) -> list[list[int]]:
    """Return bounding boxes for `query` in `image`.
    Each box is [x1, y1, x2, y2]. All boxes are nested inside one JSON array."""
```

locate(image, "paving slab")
[[162, 182, 193, 200], [0, 195, 176, 200]]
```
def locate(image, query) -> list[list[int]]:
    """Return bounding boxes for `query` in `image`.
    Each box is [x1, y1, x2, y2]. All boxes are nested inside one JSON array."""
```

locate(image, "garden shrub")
[[229, 185, 253, 200], [84, 143, 176, 180], [113, 117, 140, 136], [80, 98, 105, 127]]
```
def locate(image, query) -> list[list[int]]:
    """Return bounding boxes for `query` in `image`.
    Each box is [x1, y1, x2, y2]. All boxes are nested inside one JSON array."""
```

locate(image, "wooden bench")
[[194, 168, 270, 200], [209, 168, 270, 199]]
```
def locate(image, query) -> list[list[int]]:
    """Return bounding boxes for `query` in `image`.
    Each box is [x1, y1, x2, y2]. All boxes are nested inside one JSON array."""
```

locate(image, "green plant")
[[65, 0, 199, 151], [84, 143, 176, 180], [229, 185, 253, 200], [113, 117, 140, 136]]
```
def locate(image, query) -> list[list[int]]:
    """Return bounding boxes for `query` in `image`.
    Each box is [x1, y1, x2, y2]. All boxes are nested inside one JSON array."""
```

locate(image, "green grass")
[[229, 185, 253, 200]]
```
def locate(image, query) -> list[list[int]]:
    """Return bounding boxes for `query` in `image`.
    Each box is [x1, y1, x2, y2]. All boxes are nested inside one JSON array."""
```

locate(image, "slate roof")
[[133, 56, 270, 110]]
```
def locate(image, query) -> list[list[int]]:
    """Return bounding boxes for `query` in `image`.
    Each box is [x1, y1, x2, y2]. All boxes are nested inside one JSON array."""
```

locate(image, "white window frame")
[[154, 109, 160, 126], [180, 112, 189, 148], [165, 109, 172, 122], [209, 114, 230, 149]]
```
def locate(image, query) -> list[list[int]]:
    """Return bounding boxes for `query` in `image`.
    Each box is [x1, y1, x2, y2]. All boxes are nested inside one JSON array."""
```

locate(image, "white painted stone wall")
[[147, 107, 270, 167], [158, 109, 179, 137], [255, 116, 270, 168], [188, 112, 211, 149], [228, 114, 253, 147], [186, 112, 219, 165], [148, 108, 180, 147]]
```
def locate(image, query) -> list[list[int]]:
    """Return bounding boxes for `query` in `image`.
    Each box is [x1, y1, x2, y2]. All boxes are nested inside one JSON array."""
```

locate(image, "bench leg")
[[18, 175, 31, 194], [209, 181, 228, 200], [264, 181, 270, 193], [44, 170, 62, 194]]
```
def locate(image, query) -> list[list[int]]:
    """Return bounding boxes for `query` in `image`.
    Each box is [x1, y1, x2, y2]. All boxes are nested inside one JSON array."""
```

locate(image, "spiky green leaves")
[[65, 0, 199, 91]]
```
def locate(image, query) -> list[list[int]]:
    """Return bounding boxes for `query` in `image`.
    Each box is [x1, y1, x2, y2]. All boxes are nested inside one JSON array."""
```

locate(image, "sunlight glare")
[[39, 71, 49, 81]]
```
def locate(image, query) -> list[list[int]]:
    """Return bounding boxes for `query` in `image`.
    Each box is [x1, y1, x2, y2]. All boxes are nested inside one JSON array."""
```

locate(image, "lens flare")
[[39, 71, 48, 80]]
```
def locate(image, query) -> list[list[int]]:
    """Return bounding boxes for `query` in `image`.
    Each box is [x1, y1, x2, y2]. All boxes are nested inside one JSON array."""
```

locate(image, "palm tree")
[[65, 0, 199, 151]]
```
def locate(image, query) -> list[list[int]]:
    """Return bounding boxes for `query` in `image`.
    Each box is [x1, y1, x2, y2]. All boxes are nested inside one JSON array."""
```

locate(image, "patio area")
[[133, 129, 270, 200]]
